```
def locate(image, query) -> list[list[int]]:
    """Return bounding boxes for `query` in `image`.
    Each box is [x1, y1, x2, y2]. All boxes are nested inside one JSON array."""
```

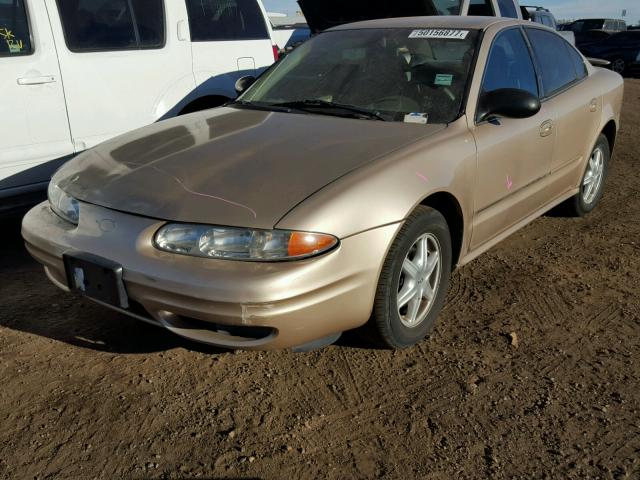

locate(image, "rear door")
[[0, 0, 72, 194], [524, 27, 602, 199], [470, 27, 554, 249], [45, 0, 193, 151], [185, 0, 275, 100]]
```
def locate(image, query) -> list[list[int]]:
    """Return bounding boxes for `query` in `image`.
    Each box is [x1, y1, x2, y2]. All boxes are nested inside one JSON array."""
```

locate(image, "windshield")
[[240, 28, 480, 124]]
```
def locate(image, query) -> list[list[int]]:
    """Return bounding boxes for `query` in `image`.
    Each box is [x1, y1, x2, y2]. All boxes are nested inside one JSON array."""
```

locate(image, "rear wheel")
[[611, 58, 626, 75], [369, 206, 452, 349], [563, 134, 610, 217]]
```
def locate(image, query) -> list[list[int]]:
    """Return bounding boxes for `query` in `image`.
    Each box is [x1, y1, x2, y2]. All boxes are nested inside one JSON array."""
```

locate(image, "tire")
[[611, 58, 626, 75], [562, 134, 610, 217], [368, 206, 452, 349]]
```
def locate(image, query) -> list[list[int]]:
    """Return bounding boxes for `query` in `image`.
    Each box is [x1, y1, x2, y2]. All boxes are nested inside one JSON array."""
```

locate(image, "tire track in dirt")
[[1, 80, 640, 480]]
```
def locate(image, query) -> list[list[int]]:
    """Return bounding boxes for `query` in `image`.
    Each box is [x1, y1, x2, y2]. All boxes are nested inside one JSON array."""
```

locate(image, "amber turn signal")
[[288, 232, 338, 257]]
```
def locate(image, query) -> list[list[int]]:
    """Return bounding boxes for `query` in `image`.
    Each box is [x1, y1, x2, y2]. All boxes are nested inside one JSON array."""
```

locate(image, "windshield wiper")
[[269, 99, 387, 121], [227, 100, 294, 114]]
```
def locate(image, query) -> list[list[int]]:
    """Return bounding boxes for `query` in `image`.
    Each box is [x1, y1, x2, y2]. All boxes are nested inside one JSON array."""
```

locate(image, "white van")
[[0, 0, 277, 212]]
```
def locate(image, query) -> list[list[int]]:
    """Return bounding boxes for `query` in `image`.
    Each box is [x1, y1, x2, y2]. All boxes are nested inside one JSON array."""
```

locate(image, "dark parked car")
[[580, 31, 640, 75], [563, 18, 626, 48], [573, 29, 613, 49]]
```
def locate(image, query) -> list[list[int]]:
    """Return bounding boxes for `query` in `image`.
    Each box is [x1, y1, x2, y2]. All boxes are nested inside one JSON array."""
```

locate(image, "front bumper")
[[22, 201, 400, 350]]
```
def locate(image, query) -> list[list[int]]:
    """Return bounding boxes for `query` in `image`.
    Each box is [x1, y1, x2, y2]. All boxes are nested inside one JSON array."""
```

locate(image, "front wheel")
[[369, 206, 452, 349]]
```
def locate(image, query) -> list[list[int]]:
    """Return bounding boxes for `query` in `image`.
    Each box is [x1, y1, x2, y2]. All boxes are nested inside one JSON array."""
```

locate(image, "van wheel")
[[369, 206, 452, 349], [563, 134, 610, 217]]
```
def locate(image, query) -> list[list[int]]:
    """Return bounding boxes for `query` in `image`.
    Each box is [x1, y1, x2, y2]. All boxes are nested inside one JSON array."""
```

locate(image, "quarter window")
[[566, 44, 588, 80], [481, 28, 539, 98], [185, 0, 269, 41], [0, 0, 32, 56], [56, 0, 165, 52], [526, 28, 578, 97], [497, 0, 519, 19]]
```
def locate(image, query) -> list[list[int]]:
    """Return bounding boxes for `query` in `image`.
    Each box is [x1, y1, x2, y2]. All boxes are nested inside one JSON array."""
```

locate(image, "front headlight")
[[154, 223, 338, 261], [48, 182, 79, 225]]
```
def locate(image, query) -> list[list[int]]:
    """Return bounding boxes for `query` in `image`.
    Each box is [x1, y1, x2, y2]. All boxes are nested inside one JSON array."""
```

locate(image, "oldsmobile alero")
[[22, 17, 624, 351]]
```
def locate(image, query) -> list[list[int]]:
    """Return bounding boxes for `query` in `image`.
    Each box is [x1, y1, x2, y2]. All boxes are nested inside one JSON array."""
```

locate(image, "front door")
[[470, 27, 554, 250], [0, 0, 72, 194]]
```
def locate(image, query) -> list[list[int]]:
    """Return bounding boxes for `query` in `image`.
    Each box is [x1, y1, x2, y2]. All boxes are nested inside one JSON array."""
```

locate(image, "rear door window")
[[56, 0, 165, 52], [0, 0, 32, 56], [186, 0, 269, 41], [496, 0, 519, 19], [481, 28, 539, 97], [526, 28, 577, 97]]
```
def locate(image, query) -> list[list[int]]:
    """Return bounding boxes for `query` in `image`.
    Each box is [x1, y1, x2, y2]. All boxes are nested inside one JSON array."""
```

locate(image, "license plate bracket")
[[63, 252, 129, 309]]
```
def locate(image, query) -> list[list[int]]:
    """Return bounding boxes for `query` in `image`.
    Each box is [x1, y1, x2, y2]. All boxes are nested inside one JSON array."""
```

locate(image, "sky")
[[262, 0, 640, 24]]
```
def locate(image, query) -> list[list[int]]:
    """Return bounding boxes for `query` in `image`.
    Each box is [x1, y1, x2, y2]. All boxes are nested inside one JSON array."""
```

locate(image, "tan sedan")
[[22, 17, 623, 351]]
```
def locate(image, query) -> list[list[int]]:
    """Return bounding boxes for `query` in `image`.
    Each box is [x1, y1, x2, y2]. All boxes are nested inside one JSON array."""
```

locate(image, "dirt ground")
[[1, 80, 639, 480]]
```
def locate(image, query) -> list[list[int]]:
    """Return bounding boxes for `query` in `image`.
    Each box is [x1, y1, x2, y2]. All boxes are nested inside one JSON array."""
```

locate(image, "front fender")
[[276, 117, 476, 245]]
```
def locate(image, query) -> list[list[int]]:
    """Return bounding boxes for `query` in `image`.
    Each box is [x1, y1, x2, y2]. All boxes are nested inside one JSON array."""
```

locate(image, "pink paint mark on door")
[[506, 175, 513, 191], [416, 172, 428, 183]]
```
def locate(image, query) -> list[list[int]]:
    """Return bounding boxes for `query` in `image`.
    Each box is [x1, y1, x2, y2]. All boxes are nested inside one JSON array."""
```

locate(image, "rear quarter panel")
[[597, 68, 624, 136]]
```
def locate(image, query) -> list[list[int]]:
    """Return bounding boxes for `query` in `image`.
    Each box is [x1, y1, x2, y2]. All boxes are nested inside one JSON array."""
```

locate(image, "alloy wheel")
[[582, 145, 605, 205], [397, 233, 442, 328]]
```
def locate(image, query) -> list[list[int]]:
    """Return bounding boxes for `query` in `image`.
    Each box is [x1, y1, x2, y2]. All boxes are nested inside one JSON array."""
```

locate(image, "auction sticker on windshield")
[[409, 29, 469, 40]]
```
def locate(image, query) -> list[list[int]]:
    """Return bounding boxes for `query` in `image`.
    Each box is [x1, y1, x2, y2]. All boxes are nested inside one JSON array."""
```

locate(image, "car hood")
[[297, 0, 446, 33], [54, 107, 444, 230]]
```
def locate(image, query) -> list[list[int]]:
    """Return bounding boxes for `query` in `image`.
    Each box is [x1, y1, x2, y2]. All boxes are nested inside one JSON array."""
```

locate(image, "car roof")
[[328, 16, 520, 32]]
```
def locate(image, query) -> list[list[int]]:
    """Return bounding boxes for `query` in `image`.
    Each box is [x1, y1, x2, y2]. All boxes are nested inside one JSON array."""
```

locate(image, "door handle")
[[540, 119, 554, 137], [589, 98, 598, 112], [177, 20, 188, 41], [17, 75, 56, 85]]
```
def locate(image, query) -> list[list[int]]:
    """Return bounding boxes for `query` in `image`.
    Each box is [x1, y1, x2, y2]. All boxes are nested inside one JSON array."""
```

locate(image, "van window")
[[56, 0, 165, 52], [481, 28, 539, 98], [0, 0, 32, 56], [468, 0, 495, 16], [432, 0, 462, 15], [526, 28, 577, 97], [186, 0, 269, 41], [541, 15, 555, 29], [497, 0, 519, 19]]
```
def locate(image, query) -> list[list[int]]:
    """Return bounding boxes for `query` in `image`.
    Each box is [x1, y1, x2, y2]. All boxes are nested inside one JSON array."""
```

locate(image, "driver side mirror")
[[477, 88, 541, 122], [235, 75, 256, 95]]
